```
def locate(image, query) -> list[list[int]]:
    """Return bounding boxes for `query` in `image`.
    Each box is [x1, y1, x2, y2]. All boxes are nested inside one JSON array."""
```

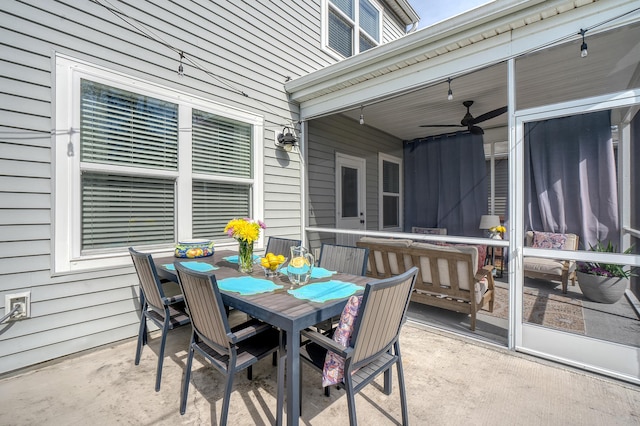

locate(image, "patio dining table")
[[153, 250, 368, 426]]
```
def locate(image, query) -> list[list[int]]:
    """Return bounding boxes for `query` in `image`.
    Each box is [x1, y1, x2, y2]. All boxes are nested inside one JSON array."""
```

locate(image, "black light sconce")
[[276, 127, 297, 152]]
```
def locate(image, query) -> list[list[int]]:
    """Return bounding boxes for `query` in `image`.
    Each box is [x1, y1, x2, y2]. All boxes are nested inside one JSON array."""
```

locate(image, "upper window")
[[324, 0, 381, 59], [54, 56, 263, 273]]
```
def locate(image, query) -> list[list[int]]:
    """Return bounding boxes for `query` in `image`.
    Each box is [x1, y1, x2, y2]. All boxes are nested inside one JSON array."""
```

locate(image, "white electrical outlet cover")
[[5, 291, 30, 318]]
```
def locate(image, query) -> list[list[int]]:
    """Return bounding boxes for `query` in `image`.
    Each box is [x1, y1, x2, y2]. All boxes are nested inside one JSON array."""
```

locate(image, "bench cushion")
[[523, 257, 576, 275]]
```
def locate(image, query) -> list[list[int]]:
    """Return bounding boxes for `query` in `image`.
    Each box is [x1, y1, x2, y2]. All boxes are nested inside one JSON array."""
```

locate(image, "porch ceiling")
[[336, 22, 640, 142], [288, 1, 640, 143]]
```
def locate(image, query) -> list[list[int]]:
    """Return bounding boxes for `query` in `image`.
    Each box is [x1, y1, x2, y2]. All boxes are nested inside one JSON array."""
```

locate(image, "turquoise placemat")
[[162, 262, 219, 272], [310, 267, 336, 279], [223, 254, 260, 264], [217, 276, 284, 295], [288, 280, 364, 303]]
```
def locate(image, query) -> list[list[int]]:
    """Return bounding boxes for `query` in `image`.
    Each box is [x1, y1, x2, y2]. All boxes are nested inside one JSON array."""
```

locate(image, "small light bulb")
[[447, 89, 453, 101], [359, 114, 364, 125], [580, 42, 588, 58]]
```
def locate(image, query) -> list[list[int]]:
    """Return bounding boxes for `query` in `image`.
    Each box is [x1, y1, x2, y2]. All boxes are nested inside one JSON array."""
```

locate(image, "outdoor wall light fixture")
[[447, 77, 453, 101], [276, 127, 297, 152], [359, 106, 365, 125], [579, 29, 588, 58]]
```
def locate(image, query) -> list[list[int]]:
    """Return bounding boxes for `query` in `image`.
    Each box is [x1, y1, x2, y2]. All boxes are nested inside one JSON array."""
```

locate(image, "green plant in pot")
[[576, 240, 634, 304]]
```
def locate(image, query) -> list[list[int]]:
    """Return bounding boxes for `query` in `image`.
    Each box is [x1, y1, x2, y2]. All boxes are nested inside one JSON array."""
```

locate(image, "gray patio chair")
[[129, 247, 191, 392], [318, 243, 369, 276], [265, 237, 301, 257], [174, 262, 283, 423], [299, 267, 418, 426]]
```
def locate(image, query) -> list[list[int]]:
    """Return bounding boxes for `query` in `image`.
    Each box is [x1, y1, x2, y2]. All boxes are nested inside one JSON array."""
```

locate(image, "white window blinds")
[[82, 174, 175, 249], [328, 8, 353, 57], [80, 80, 178, 170], [192, 181, 251, 240], [192, 109, 252, 178], [80, 80, 178, 251]]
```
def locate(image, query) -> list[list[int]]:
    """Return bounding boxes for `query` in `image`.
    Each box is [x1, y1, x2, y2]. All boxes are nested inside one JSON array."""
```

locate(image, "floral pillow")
[[322, 295, 363, 387], [532, 232, 567, 250]]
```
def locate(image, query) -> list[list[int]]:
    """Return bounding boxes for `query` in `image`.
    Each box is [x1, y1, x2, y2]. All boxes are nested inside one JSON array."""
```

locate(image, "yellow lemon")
[[290, 256, 307, 268], [269, 258, 279, 267], [266, 252, 276, 260], [276, 254, 285, 263], [260, 258, 270, 268]]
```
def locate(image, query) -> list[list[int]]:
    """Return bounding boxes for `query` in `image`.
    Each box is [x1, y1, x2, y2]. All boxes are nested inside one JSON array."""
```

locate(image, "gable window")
[[378, 154, 402, 230], [54, 56, 263, 273], [324, 0, 381, 59]]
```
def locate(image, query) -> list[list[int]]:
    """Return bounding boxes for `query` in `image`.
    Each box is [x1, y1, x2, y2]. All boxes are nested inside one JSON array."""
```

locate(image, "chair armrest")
[[475, 265, 493, 281], [301, 328, 351, 358], [475, 265, 495, 290], [230, 318, 273, 343]]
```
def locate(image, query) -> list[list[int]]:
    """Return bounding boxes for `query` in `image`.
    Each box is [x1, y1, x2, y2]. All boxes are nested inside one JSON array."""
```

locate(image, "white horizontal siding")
[[382, 2, 409, 43], [0, 225, 50, 242], [0, 0, 336, 374], [0, 176, 50, 193]]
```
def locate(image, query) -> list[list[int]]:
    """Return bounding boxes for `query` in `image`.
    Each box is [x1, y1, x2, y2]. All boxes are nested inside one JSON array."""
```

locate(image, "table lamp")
[[479, 215, 500, 237]]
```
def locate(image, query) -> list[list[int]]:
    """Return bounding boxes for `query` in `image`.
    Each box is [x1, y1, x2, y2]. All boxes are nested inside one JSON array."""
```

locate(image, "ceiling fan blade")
[[470, 106, 507, 124], [419, 124, 465, 128], [470, 125, 484, 135]]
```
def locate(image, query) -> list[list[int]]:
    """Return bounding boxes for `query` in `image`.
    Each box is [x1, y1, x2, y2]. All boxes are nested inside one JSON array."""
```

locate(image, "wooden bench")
[[356, 237, 495, 330]]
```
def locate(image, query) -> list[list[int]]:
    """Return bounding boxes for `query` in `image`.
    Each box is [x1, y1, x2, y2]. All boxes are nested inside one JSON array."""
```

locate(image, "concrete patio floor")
[[0, 320, 638, 426]]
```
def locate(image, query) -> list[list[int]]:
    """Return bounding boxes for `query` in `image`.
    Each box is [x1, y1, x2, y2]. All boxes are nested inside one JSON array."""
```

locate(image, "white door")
[[336, 153, 366, 246]]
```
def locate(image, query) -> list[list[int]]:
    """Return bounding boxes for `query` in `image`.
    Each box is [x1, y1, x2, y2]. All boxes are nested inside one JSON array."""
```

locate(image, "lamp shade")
[[479, 215, 500, 230]]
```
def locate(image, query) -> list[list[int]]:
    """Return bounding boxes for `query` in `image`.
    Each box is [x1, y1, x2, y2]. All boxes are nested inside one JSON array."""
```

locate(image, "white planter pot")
[[576, 271, 628, 304]]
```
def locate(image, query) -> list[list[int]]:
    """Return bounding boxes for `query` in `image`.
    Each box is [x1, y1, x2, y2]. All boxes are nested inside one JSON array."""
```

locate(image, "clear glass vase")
[[238, 239, 254, 274]]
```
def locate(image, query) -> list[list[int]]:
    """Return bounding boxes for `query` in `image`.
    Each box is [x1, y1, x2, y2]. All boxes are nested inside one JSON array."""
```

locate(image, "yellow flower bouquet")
[[489, 225, 506, 239], [224, 218, 266, 273]]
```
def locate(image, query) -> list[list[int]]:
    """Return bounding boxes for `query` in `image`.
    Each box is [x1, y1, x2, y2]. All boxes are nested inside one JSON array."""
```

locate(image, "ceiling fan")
[[419, 100, 507, 135]]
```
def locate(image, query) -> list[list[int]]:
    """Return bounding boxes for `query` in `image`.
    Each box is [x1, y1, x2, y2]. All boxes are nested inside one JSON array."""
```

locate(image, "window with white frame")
[[379, 153, 402, 230], [54, 56, 263, 273], [324, 0, 381, 59]]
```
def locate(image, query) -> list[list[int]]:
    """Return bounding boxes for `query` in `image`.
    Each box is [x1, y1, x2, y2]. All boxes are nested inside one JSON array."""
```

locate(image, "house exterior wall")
[[0, 0, 412, 374], [382, 4, 410, 42], [306, 114, 402, 251]]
